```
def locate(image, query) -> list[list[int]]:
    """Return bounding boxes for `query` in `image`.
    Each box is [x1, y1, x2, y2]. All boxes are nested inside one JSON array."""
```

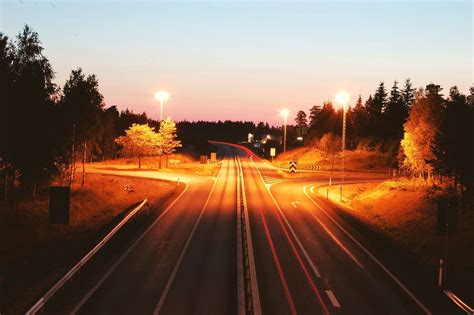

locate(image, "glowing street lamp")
[[280, 109, 290, 153], [154, 90, 170, 121], [335, 91, 350, 201]]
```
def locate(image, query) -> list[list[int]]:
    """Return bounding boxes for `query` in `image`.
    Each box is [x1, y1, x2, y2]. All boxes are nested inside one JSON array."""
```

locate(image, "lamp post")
[[280, 109, 290, 153], [335, 92, 350, 201], [154, 90, 170, 121]]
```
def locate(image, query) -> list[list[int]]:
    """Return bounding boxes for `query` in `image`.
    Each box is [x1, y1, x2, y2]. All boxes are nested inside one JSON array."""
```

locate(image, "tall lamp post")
[[335, 92, 350, 200], [154, 90, 170, 121], [280, 109, 290, 153]]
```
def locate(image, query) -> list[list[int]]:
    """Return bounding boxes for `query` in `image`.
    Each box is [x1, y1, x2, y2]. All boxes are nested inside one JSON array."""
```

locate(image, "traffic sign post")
[[270, 148, 276, 162], [289, 160, 297, 173]]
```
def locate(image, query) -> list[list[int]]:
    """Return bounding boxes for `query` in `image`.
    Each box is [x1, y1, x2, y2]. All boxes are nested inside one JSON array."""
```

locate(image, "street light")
[[280, 109, 290, 153], [154, 90, 170, 121], [335, 91, 350, 201]]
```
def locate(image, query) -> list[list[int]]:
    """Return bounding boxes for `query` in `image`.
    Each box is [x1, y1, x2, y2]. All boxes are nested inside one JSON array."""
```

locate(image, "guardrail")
[[236, 154, 261, 315], [26, 198, 148, 314]]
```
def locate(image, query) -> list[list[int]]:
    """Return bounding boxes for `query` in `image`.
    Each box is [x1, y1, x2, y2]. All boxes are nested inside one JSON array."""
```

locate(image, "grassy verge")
[[92, 153, 220, 176], [0, 173, 179, 314], [271, 147, 390, 172], [317, 179, 474, 303]]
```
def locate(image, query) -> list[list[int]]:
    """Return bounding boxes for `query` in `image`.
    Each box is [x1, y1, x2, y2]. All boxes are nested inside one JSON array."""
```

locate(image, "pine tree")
[[384, 80, 408, 139], [295, 110, 308, 127], [402, 78, 416, 110], [308, 105, 321, 129], [372, 82, 388, 113], [352, 94, 368, 139], [432, 87, 473, 189]]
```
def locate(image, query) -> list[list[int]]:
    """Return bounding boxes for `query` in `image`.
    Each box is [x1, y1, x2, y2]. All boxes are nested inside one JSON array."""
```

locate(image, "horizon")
[[1, 0, 472, 125]]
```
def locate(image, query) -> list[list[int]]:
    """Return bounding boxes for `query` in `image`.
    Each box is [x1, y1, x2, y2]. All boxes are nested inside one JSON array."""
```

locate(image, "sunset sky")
[[1, 0, 472, 125]]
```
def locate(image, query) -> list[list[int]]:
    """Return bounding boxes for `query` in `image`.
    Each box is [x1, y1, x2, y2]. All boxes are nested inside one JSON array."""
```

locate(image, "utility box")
[[200, 155, 207, 164], [49, 186, 70, 224], [210, 152, 217, 162]]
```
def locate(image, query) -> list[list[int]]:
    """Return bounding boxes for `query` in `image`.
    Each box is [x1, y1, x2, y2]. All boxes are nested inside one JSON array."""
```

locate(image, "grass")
[[0, 173, 179, 314], [272, 147, 390, 172], [318, 179, 474, 268], [92, 153, 220, 176]]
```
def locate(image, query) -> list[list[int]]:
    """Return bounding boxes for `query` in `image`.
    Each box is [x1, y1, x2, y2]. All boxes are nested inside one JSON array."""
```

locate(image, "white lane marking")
[[153, 157, 225, 314], [251, 160, 322, 279], [326, 290, 341, 307], [71, 184, 190, 314], [444, 290, 474, 315], [325, 290, 341, 308], [291, 201, 300, 208], [310, 185, 315, 194], [303, 184, 432, 315]]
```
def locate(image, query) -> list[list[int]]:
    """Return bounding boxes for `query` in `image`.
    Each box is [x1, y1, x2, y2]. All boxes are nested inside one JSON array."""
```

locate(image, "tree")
[[384, 80, 408, 140], [5, 25, 59, 198], [159, 118, 182, 168], [402, 78, 416, 110], [400, 84, 444, 176], [61, 68, 104, 186], [295, 110, 307, 127], [372, 82, 388, 113], [308, 105, 321, 130], [351, 94, 368, 139], [115, 124, 161, 169], [432, 87, 473, 190], [318, 132, 341, 173]]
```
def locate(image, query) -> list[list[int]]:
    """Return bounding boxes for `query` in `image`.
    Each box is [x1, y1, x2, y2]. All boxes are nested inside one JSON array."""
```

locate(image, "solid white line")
[[71, 185, 189, 314], [238, 157, 262, 315], [153, 158, 225, 314], [325, 290, 341, 308], [444, 290, 474, 314], [251, 160, 322, 279], [303, 184, 432, 315]]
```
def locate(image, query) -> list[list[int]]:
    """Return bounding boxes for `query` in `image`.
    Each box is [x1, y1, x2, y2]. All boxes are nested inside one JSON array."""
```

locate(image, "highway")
[[31, 143, 463, 314]]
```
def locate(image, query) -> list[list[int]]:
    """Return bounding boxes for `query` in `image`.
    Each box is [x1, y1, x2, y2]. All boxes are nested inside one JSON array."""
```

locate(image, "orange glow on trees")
[[115, 123, 162, 169], [400, 85, 443, 176]]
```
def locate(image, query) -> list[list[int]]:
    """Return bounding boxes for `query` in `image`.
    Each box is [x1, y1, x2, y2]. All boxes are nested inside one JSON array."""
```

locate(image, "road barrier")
[[236, 154, 262, 315], [26, 198, 148, 315]]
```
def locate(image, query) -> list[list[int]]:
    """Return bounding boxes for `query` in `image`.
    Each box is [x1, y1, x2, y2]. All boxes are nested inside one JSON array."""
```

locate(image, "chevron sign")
[[310, 165, 321, 170], [289, 160, 297, 173]]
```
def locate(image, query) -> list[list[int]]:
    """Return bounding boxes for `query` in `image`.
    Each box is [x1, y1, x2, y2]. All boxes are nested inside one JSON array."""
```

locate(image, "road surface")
[[32, 143, 462, 314]]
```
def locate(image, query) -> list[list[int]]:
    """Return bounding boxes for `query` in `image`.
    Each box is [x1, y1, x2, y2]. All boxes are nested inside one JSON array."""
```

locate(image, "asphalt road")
[[34, 143, 463, 314]]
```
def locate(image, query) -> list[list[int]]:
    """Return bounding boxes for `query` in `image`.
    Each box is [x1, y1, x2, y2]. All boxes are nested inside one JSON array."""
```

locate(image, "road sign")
[[310, 165, 321, 170], [210, 152, 217, 162], [49, 186, 70, 224], [289, 160, 297, 173], [270, 148, 276, 157]]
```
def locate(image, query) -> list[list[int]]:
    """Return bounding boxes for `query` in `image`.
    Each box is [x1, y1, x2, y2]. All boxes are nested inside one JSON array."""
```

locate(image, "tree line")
[[0, 26, 183, 202], [0, 25, 279, 202], [293, 81, 474, 199]]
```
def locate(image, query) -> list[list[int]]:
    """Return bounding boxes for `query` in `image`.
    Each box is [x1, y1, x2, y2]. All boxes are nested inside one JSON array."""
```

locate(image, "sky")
[[1, 0, 472, 125]]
